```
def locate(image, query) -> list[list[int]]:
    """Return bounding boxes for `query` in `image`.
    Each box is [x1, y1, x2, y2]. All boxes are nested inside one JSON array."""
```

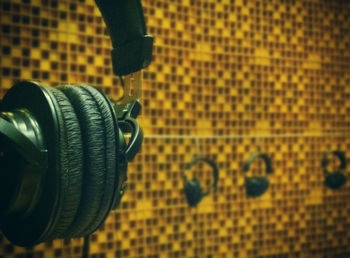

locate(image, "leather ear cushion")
[[76, 85, 117, 236], [59, 85, 116, 238], [46, 88, 83, 239]]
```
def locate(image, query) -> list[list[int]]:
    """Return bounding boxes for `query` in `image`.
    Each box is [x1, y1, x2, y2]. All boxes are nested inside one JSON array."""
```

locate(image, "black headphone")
[[0, 0, 153, 247], [183, 157, 219, 207], [322, 151, 347, 189], [243, 153, 273, 197]]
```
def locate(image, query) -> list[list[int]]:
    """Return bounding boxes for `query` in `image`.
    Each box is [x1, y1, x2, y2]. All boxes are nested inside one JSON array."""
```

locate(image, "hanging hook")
[[256, 134, 264, 153], [115, 71, 142, 104], [192, 137, 202, 160]]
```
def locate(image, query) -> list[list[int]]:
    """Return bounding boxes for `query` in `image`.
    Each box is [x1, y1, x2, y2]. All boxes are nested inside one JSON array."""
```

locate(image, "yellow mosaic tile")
[[1, 0, 350, 257]]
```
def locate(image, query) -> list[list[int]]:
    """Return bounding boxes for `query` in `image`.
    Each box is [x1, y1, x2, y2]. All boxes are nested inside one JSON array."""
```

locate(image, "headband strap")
[[322, 151, 346, 175], [243, 153, 273, 174], [95, 0, 153, 76]]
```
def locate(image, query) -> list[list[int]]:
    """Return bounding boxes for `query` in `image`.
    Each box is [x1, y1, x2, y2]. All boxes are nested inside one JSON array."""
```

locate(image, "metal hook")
[[116, 71, 142, 104], [192, 137, 202, 160], [256, 135, 264, 153]]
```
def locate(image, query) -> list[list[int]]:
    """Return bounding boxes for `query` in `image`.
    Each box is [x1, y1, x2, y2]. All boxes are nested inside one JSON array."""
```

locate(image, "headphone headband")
[[95, 0, 154, 76], [322, 151, 346, 174], [243, 153, 273, 174], [184, 157, 219, 196]]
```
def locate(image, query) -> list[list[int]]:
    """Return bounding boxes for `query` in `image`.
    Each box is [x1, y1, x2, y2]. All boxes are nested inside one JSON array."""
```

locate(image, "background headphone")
[[0, 0, 153, 247], [243, 153, 273, 197], [322, 151, 347, 189], [183, 157, 219, 207]]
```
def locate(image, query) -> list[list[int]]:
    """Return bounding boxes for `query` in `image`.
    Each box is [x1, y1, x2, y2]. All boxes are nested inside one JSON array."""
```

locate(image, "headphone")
[[0, 0, 153, 247], [322, 151, 347, 189], [243, 153, 273, 197], [183, 157, 219, 207]]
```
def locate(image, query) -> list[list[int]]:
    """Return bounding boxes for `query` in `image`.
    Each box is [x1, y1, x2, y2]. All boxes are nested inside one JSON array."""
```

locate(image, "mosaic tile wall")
[[1, 0, 350, 257]]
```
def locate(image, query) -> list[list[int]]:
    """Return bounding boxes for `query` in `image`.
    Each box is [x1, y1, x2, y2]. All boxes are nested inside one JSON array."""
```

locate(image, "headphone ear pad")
[[59, 85, 117, 238], [46, 88, 83, 239], [73, 85, 119, 236], [245, 177, 269, 197], [184, 178, 203, 207]]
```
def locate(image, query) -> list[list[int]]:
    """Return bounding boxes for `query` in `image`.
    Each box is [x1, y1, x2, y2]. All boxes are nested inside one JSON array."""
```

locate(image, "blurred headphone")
[[183, 157, 219, 207], [243, 153, 273, 197], [0, 0, 153, 246], [322, 150, 347, 189]]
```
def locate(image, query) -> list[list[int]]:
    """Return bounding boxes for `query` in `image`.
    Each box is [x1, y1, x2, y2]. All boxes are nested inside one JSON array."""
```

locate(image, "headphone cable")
[[82, 235, 90, 258], [193, 207, 199, 258]]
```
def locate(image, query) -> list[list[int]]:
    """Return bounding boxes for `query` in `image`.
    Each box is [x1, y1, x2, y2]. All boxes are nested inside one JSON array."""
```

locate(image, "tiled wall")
[[1, 0, 350, 257]]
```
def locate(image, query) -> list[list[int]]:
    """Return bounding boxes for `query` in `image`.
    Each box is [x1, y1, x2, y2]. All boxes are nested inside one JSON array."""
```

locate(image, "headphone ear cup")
[[325, 172, 346, 189], [245, 177, 269, 197], [45, 88, 83, 240], [59, 85, 116, 238], [184, 178, 203, 207]]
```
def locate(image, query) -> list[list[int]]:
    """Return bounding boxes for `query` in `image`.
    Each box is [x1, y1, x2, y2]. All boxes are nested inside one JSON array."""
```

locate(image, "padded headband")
[[184, 157, 219, 195], [243, 153, 273, 174], [322, 151, 346, 174], [95, 0, 153, 76]]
